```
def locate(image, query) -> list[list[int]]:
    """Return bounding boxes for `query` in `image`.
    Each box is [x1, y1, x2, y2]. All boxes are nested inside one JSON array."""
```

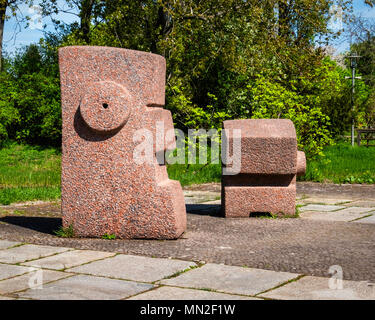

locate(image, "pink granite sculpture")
[[221, 119, 306, 217], [59, 46, 186, 239]]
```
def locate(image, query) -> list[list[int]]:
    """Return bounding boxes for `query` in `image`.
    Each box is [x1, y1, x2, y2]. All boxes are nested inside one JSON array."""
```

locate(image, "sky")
[[3, 1, 375, 55], [2, 0, 78, 55]]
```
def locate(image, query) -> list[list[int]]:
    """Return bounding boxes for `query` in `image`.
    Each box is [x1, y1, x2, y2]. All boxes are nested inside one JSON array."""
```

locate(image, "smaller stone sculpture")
[[221, 119, 306, 217]]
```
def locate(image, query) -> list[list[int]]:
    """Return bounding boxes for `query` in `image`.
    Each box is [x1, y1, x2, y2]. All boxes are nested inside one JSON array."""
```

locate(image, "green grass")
[[54, 225, 74, 238], [300, 143, 375, 184], [101, 233, 116, 240], [0, 143, 61, 204], [0, 141, 374, 205], [167, 163, 221, 186]]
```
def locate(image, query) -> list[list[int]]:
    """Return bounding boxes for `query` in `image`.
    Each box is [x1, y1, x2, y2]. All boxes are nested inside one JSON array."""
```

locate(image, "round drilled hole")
[[102, 103, 109, 109]]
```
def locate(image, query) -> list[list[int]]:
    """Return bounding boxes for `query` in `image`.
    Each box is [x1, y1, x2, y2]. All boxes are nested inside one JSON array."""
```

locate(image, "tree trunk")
[[80, 0, 95, 44], [278, 1, 292, 42], [0, 2, 7, 72]]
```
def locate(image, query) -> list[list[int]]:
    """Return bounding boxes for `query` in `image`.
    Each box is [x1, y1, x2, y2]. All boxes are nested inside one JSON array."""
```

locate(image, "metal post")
[[345, 53, 361, 147], [352, 62, 355, 147]]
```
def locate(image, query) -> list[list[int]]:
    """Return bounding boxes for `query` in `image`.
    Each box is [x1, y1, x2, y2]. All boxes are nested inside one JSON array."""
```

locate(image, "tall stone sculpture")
[[221, 119, 306, 217], [59, 46, 186, 239]]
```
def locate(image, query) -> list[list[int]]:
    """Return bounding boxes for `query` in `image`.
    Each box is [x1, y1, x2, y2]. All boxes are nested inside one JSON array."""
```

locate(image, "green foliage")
[[248, 75, 333, 158], [101, 233, 116, 240], [54, 224, 75, 238], [0, 43, 61, 147], [0, 72, 20, 145], [2, 0, 373, 158]]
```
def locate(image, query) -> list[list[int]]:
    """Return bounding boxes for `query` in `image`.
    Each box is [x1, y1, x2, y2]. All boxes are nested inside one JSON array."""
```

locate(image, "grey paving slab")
[[22, 250, 116, 270], [160, 263, 300, 296], [302, 198, 353, 205], [129, 286, 260, 300], [17, 274, 153, 300], [301, 207, 373, 222], [345, 200, 375, 208], [67, 255, 196, 283], [184, 191, 220, 204], [0, 270, 71, 294], [0, 244, 71, 264], [338, 207, 375, 214], [300, 204, 346, 212], [354, 214, 375, 224], [0, 264, 31, 280], [261, 276, 375, 300], [0, 240, 22, 250], [0, 295, 16, 300]]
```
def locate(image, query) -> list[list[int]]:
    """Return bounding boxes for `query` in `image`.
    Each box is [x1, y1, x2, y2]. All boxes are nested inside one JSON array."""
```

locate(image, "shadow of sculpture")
[[185, 204, 222, 217], [0, 216, 62, 235]]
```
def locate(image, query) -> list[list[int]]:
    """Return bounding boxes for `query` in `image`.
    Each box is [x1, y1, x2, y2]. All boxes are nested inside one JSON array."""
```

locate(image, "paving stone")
[[129, 286, 260, 300], [0, 270, 71, 294], [0, 240, 22, 250], [0, 244, 71, 264], [261, 276, 375, 300], [338, 207, 375, 214], [160, 263, 300, 296], [201, 200, 221, 205], [345, 200, 375, 208], [354, 214, 375, 224], [300, 204, 346, 212], [302, 198, 353, 205], [22, 250, 116, 270], [184, 191, 220, 204], [17, 275, 153, 300], [0, 264, 31, 280], [301, 207, 373, 222], [0, 295, 16, 300], [67, 255, 196, 283]]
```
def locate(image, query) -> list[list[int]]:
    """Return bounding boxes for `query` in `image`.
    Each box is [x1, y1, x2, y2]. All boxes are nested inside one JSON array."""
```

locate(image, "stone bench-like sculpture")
[[59, 46, 186, 239], [221, 119, 306, 217]]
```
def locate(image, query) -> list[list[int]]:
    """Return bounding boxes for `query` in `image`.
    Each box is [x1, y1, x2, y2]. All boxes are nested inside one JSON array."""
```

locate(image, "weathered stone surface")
[[261, 276, 375, 300], [0, 240, 21, 250], [222, 119, 306, 217], [59, 46, 186, 239], [302, 198, 353, 205], [0, 270, 70, 294], [345, 200, 375, 208], [129, 286, 260, 300], [0, 244, 70, 264], [160, 263, 300, 296], [0, 295, 16, 300], [17, 275, 153, 300], [67, 254, 196, 283], [354, 214, 375, 224], [301, 207, 373, 222], [0, 264, 31, 281], [22, 250, 115, 270], [300, 204, 346, 212]]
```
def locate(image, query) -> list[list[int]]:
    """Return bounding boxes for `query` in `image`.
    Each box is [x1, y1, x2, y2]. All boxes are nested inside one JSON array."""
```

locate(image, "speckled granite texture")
[[59, 46, 186, 239], [222, 119, 306, 217]]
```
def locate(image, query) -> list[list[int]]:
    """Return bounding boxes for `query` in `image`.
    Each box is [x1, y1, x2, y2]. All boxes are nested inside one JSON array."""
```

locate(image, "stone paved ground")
[[0, 182, 374, 299]]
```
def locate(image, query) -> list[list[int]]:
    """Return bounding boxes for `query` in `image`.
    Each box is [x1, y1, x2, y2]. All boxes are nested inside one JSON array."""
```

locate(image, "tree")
[[39, 0, 103, 44], [0, 0, 35, 71]]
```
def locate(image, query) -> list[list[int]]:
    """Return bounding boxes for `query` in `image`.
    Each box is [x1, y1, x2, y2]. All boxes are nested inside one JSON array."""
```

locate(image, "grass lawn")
[[302, 143, 375, 184], [0, 144, 61, 205], [0, 142, 374, 205]]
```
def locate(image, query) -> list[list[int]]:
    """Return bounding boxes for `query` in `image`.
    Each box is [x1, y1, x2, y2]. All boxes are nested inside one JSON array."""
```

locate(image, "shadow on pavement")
[[186, 204, 222, 217], [0, 216, 62, 235]]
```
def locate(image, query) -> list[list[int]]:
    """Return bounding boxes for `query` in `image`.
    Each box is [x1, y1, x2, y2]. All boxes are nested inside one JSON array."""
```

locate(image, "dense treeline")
[[1, 0, 375, 157]]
